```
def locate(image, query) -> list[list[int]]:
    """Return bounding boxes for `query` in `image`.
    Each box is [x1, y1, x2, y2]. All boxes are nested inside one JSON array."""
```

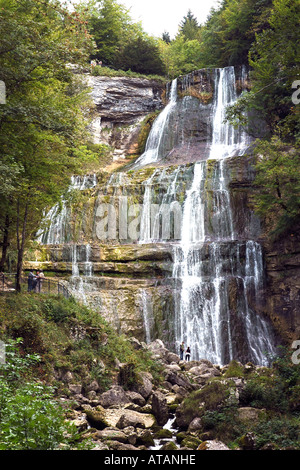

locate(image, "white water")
[[37, 174, 97, 245], [170, 66, 275, 365], [69, 243, 94, 305], [133, 79, 178, 168], [208, 66, 250, 160]]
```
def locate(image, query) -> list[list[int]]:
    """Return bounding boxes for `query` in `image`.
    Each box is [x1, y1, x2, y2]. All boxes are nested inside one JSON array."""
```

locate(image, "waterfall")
[[209, 66, 250, 160], [172, 66, 276, 365], [133, 78, 178, 168], [37, 174, 97, 245], [69, 243, 94, 305]]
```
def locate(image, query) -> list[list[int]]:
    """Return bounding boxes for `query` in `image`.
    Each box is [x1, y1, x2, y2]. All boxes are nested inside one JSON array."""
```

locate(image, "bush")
[[0, 339, 77, 450], [254, 416, 300, 450]]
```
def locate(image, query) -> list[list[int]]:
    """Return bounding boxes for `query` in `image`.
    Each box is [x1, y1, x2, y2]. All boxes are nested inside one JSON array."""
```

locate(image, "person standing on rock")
[[185, 346, 191, 361], [180, 341, 185, 360]]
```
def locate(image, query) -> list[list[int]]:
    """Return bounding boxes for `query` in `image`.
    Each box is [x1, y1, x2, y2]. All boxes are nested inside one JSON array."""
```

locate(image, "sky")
[[118, 0, 221, 38], [66, 0, 221, 39]]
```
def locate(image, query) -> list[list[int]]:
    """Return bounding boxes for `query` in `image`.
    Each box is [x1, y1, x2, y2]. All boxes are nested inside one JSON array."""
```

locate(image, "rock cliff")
[[27, 69, 300, 361], [86, 75, 165, 160]]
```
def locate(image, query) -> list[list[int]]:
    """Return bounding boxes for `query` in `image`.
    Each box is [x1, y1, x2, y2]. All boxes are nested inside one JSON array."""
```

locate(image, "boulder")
[[132, 372, 153, 399], [151, 391, 169, 427], [99, 385, 130, 408], [198, 440, 230, 450], [85, 405, 109, 430], [238, 407, 264, 424], [188, 417, 203, 433], [239, 432, 257, 450], [164, 370, 194, 392], [125, 391, 146, 407], [116, 409, 156, 429], [68, 384, 82, 395], [95, 428, 128, 443]]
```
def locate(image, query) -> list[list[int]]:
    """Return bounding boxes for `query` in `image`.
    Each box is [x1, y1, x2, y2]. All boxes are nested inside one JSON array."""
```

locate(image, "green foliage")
[[91, 65, 166, 82], [225, 0, 300, 238], [0, 339, 77, 450], [254, 416, 300, 449], [200, 0, 273, 67], [248, 0, 300, 138], [0, 293, 162, 387], [115, 35, 165, 76], [88, 0, 136, 65], [223, 360, 246, 378], [0, 0, 96, 279], [178, 9, 201, 41], [252, 137, 300, 238]]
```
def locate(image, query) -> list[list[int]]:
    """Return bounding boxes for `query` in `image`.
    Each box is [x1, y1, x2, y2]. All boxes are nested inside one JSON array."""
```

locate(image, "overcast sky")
[[119, 0, 221, 38], [66, 0, 221, 39]]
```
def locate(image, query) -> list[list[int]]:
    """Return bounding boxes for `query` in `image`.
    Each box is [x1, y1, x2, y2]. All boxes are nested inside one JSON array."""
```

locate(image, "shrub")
[[0, 339, 77, 450]]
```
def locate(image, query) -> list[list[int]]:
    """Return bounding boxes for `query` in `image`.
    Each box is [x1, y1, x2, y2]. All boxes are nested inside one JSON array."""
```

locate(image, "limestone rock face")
[[86, 75, 164, 159]]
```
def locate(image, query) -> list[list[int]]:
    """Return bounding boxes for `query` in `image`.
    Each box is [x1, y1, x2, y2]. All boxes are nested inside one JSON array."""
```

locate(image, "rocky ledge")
[[60, 339, 275, 451]]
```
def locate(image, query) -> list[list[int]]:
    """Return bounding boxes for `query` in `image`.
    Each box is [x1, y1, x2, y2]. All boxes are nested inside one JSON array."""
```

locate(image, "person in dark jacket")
[[185, 346, 191, 361]]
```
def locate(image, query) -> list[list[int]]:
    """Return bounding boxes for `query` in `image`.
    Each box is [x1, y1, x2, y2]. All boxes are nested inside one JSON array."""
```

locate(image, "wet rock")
[[85, 405, 109, 430], [136, 429, 155, 447]]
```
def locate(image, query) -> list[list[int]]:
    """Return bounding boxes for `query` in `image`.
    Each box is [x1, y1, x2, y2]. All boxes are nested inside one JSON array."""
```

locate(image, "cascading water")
[[37, 174, 97, 245], [69, 243, 94, 305], [34, 65, 278, 365], [172, 66, 276, 365], [133, 78, 178, 168]]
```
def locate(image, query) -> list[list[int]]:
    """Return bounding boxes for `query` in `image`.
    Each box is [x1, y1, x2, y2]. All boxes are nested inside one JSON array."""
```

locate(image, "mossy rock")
[[181, 435, 202, 450], [176, 431, 187, 443], [137, 429, 155, 447], [85, 405, 109, 430], [161, 441, 178, 450], [153, 428, 173, 439]]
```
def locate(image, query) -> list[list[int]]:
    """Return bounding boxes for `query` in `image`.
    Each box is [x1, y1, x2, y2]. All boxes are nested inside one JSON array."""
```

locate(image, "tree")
[[226, 0, 300, 238], [200, 0, 273, 67], [162, 31, 171, 44], [115, 35, 166, 75], [0, 0, 95, 289], [226, 0, 300, 139], [252, 138, 300, 238], [159, 36, 203, 78], [88, 0, 137, 65], [179, 9, 201, 40]]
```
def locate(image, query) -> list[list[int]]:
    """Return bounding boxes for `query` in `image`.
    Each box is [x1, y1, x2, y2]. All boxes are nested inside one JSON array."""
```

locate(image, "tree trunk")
[[16, 199, 28, 293], [0, 214, 10, 272]]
